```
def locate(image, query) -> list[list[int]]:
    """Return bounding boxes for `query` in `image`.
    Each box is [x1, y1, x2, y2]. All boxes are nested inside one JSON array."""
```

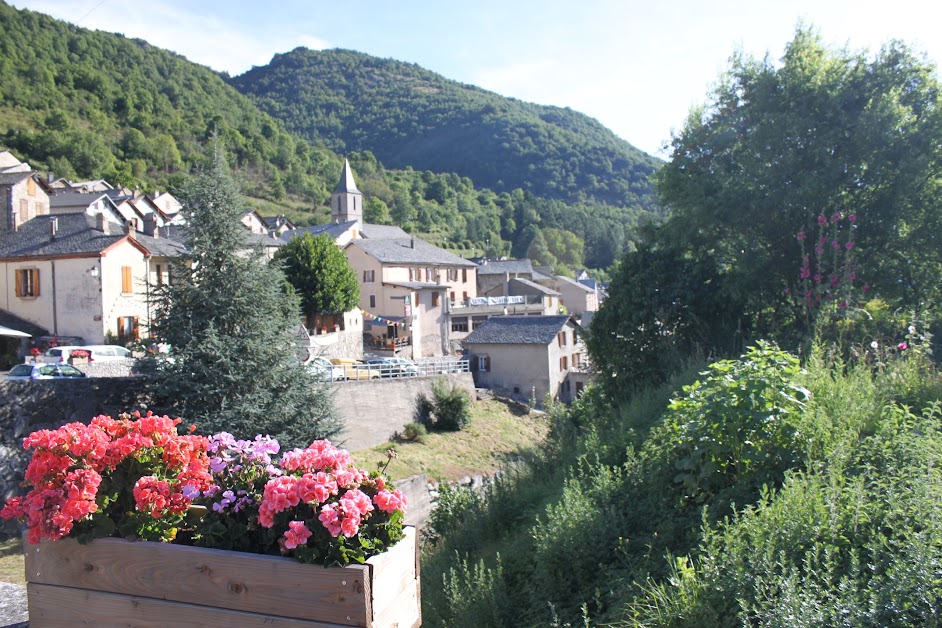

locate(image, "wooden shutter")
[[14, 270, 22, 297], [32, 269, 39, 296], [122, 266, 132, 293]]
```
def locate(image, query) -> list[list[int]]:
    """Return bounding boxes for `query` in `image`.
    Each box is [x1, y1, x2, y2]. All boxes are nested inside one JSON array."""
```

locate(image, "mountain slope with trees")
[[0, 2, 659, 271], [230, 47, 662, 210]]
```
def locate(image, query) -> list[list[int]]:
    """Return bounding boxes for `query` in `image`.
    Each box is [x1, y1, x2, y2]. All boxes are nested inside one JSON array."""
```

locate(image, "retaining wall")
[[0, 372, 475, 507]]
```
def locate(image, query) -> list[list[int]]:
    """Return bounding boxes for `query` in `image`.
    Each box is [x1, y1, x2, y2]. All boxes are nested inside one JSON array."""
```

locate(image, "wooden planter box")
[[24, 526, 420, 627]]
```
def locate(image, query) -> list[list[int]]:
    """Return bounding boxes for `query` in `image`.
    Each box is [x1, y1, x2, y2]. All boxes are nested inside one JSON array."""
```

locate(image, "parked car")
[[364, 357, 419, 377], [7, 363, 88, 380], [329, 358, 382, 380], [43, 345, 132, 363], [306, 357, 347, 382]]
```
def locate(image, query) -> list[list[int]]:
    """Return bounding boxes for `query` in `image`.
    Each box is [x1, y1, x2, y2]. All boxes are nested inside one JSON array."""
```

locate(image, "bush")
[[413, 393, 434, 426], [400, 422, 428, 443], [430, 377, 472, 431]]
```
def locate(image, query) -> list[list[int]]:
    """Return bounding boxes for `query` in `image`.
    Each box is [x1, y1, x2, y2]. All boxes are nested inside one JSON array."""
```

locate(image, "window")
[[572, 353, 581, 368], [560, 356, 568, 370], [27, 177, 35, 196], [476, 355, 490, 372], [156, 264, 164, 285], [121, 266, 133, 293], [462, 268, 468, 282], [432, 291, 440, 307], [15, 268, 39, 297], [426, 267, 433, 281], [558, 331, 567, 347], [117, 316, 139, 343], [408, 268, 416, 281], [448, 269, 457, 281], [472, 315, 488, 330], [363, 270, 375, 283], [450, 291, 456, 303], [463, 291, 469, 302], [451, 316, 468, 332], [369, 294, 376, 308]]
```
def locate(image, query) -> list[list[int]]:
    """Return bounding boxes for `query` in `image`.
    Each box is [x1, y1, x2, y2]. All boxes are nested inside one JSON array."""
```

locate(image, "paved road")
[[0, 582, 27, 627]]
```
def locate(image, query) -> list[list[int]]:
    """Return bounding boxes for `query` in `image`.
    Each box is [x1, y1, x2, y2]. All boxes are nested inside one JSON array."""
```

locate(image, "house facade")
[[0, 213, 185, 346], [462, 315, 587, 404], [0, 152, 50, 234]]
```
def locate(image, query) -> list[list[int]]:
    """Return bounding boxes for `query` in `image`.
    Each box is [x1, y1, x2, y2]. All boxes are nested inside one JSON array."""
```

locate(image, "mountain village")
[[0, 149, 599, 405]]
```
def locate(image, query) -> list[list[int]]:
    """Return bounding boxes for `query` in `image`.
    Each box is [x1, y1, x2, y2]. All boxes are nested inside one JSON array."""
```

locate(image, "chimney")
[[96, 213, 110, 235], [49, 217, 58, 240], [124, 220, 136, 239], [410, 236, 415, 249], [143, 215, 158, 238]]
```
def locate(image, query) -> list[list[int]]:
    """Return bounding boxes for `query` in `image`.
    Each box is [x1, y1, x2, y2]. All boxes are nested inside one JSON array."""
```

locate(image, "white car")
[[7, 363, 88, 380], [306, 357, 347, 382], [43, 345, 132, 363]]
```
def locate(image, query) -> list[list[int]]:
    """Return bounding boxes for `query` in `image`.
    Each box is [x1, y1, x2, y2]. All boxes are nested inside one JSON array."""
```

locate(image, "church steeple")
[[331, 159, 363, 224]]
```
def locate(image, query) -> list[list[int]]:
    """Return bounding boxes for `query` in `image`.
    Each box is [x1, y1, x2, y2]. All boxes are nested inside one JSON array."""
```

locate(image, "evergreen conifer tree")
[[273, 232, 359, 326], [150, 143, 341, 447]]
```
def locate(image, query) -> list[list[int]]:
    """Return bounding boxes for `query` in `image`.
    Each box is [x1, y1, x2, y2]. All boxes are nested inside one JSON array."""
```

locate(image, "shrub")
[[413, 393, 434, 426], [430, 377, 472, 431], [400, 422, 428, 443]]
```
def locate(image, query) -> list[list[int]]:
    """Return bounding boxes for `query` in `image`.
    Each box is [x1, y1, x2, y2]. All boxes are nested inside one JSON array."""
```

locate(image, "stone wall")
[[0, 377, 146, 504], [329, 372, 475, 450], [0, 372, 475, 508]]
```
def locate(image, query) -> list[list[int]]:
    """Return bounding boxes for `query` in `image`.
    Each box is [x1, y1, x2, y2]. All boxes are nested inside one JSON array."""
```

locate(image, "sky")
[[10, 0, 942, 157]]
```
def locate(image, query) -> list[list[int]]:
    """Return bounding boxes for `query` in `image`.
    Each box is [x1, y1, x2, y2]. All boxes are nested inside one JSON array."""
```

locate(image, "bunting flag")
[[359, 308, 407, 327]]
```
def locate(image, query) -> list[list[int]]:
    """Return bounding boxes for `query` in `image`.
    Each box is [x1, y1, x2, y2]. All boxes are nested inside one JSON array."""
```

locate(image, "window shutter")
[[14, 270, 22, 297], [33, 269, 39, 296], [122, 266, 132, 293]]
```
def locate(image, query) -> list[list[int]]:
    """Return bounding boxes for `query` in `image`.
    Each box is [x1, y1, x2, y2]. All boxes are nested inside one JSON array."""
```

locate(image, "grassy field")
[[0, 398, 549, 584], [351, 398, 550, 482]]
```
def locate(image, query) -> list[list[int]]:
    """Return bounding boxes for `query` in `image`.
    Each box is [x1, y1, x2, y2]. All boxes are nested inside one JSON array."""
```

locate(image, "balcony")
[[449, 295, 548, 316]]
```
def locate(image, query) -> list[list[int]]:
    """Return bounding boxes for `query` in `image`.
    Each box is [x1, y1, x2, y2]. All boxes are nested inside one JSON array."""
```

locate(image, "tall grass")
[[421, 344, 942, 626]]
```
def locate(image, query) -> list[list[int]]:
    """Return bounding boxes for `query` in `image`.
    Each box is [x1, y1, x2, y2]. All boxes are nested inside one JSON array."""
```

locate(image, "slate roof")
[[360, 223, 409, 239], [353, 237, 476, 267], [0, 308, 48, 337], [0, 214, 126, 259], [49, 192, 111, 209], [462, 315, 570, 345], [557, 275, 595, 293], [281, 221, 358, 243], [333, 159, 362, 195], [243, 231, 286, 249], [477, 258, 534, 275], [511, 277, 559, 296], [134, 231, 187, 258], [0, 171, 34, 186]]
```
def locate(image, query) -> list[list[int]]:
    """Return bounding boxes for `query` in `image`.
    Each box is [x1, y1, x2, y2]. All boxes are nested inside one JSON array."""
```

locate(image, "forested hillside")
[[230, 48, 661, 210], [0, 2, 659, 271]]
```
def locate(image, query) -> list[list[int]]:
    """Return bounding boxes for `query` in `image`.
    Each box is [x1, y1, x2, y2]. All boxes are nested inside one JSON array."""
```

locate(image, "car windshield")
[[9, 364, 33, 376], [58, 365, 84, 377]]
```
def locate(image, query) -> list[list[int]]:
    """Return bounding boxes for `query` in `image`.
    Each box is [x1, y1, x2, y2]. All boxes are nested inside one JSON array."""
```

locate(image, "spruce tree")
[[150, 144, 342, 447]]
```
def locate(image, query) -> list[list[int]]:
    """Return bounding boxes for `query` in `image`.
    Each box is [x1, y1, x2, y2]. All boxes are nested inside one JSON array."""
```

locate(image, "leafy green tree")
[[150, 144, 341, 448], [657, 27, 942, 341], [273, 232, 359, 324]]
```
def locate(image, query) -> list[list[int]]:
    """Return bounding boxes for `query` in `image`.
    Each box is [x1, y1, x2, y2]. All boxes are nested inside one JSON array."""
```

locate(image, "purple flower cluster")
[[201, 433, 282, 514]]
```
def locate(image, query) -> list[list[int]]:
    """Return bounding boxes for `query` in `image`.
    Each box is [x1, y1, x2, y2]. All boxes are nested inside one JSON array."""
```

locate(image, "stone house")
[[462, 315, 587, 404], [0, 212, 185, 346], [0, 151, 50, 234]]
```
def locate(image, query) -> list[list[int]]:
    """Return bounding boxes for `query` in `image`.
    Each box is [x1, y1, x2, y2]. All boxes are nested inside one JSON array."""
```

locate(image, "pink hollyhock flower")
[[848, 213, 857, 223], [898, 342, 909, 351], [282, 520, 312, 550], [797, 231, 807, 242], [845, 241, 854, 250], [817, 215, 828, 226], [831, 211, 841, 223]]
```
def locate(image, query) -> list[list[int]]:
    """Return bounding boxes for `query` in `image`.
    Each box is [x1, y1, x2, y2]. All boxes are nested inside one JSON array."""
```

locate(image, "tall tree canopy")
[[151, 144, 341, 447], [273, 232, 360, 324], [656, 27, 942, 335], [591, 28, 942, 394]]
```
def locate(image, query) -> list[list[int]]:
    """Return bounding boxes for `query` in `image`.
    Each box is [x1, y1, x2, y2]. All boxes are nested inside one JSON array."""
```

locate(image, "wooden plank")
[[367, 527, 420, 628], [27, 582, 349, 628], [25, 538, 371, 626]]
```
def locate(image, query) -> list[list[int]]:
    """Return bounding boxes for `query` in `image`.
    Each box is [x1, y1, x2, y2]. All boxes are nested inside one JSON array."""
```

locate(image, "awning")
[[0, 325, 31, 338]]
